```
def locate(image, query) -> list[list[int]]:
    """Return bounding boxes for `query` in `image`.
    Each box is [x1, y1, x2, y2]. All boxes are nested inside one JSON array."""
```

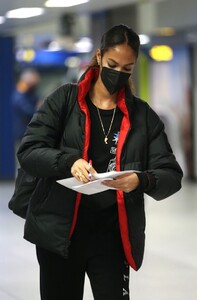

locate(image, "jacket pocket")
[[28, 177, 54, 213], [36, 181, 76, 217]]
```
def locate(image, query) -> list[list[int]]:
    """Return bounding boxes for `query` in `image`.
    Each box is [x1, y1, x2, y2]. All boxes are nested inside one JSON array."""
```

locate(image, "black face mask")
[[101, 66, 131, 95]]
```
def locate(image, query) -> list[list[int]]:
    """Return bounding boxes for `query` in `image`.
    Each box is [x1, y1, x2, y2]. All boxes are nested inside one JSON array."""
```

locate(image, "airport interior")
[[0, 0, 197, 299]]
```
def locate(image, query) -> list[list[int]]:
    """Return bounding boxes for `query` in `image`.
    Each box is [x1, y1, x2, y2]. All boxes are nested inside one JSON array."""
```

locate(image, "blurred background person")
[[12, 68, 41, 171]]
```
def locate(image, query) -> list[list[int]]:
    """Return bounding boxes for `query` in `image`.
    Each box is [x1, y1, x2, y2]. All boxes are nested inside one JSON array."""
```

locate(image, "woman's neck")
[[89, 78, 117, 110]]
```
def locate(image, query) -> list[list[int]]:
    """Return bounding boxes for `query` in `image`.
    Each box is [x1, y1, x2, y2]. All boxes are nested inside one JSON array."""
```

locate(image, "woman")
[[17, 24, 183, 300]]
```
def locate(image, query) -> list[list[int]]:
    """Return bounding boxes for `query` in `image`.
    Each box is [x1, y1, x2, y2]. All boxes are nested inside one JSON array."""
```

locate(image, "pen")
[[88, 160, 92, 179]]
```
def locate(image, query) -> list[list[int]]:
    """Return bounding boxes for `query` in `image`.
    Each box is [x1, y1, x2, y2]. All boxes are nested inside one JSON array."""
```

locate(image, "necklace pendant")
[[104, 137, 108, 144]]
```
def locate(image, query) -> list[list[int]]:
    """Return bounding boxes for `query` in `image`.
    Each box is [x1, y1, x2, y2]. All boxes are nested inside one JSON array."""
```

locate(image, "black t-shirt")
[[80, 95, 123, 210]]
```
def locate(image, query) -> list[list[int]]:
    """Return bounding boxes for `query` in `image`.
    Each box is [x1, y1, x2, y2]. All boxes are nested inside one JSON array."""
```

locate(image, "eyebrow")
[[108, 58, 134, 66]]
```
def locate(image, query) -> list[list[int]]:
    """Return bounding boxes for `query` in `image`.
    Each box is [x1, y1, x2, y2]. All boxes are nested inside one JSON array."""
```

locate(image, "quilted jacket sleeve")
[[145, 104, 183, 200], [17, 84, 81, 178]]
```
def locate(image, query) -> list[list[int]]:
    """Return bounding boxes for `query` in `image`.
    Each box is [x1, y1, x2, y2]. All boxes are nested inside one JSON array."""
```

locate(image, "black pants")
[[36, 204, 130, 300]]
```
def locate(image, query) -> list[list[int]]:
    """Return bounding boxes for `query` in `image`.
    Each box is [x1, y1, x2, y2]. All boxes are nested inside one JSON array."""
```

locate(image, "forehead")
[[103, 44, 136, 63]]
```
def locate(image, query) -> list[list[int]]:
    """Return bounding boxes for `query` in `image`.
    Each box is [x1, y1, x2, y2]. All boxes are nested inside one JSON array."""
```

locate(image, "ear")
[[96, 48, 101, 65]]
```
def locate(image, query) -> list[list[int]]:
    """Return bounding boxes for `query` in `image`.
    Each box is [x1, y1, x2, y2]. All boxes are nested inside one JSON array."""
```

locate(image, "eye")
[[108, 63, 116, 69], [124, 65, 134, 73], [124, 68, 132, 72]]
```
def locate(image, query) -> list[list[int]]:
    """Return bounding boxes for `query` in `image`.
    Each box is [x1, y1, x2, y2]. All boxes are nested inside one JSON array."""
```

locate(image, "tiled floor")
[[0, 180, 196, 300]]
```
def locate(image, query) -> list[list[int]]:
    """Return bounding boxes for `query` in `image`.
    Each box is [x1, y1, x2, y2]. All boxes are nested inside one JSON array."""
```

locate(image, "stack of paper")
[[57, 170, 138, 195]]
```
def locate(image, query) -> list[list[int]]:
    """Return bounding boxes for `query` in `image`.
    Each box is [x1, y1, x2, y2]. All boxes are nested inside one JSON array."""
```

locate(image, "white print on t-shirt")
[[110, 147, 116, 155], [110, 131, 120, 154], [113, 131, 120, 145], [107, 131, 120, 172], [107, 157, 116, 172]]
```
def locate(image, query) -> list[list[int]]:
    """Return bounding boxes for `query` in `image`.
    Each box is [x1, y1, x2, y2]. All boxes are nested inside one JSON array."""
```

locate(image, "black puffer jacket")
[[18, 67, 183, 271]]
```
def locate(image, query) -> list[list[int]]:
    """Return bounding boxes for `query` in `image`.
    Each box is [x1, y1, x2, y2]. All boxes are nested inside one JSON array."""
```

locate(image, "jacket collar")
[[78, 67, 134, 121], [78, 67, 99, 103]]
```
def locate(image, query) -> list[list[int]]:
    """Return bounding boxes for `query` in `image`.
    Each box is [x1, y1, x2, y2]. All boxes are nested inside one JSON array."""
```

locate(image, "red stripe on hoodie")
[[69, 68, 98, 238], [116, 88, 137, 271]]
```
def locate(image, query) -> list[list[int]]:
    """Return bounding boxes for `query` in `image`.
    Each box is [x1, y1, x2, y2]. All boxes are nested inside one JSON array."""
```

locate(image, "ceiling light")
[[0, 16, 5, 24], [149, 45, 173, 62], [45, 0, 89, 7], [74, 37, 93, 53], [139, 34, 150, 45], [6, 8, 44, 19]]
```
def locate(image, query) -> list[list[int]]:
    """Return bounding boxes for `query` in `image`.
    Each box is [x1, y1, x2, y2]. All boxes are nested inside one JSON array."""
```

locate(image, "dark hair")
[[101, 24, 140, 57], [88, 24, 140, 67]]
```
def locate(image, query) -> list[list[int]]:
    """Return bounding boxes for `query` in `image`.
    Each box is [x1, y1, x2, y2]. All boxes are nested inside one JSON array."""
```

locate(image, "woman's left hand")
[[101, 172, 139, 193]]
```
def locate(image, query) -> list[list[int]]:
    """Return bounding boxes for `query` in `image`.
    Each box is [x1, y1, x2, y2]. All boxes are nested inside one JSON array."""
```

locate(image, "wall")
[[0, 36, 15, 179]]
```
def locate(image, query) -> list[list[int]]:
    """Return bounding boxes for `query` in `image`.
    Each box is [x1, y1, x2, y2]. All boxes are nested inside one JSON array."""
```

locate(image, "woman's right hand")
[[71, 159, 97, 183]]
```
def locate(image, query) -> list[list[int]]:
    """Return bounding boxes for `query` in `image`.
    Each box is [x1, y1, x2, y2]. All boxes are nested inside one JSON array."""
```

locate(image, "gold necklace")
[[96, 106, 116, 144]]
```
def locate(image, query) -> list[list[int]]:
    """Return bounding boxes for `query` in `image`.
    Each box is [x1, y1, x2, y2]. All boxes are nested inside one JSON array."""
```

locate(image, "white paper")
[[57, 170, 139, 195], [92, 170, 138, 179]]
